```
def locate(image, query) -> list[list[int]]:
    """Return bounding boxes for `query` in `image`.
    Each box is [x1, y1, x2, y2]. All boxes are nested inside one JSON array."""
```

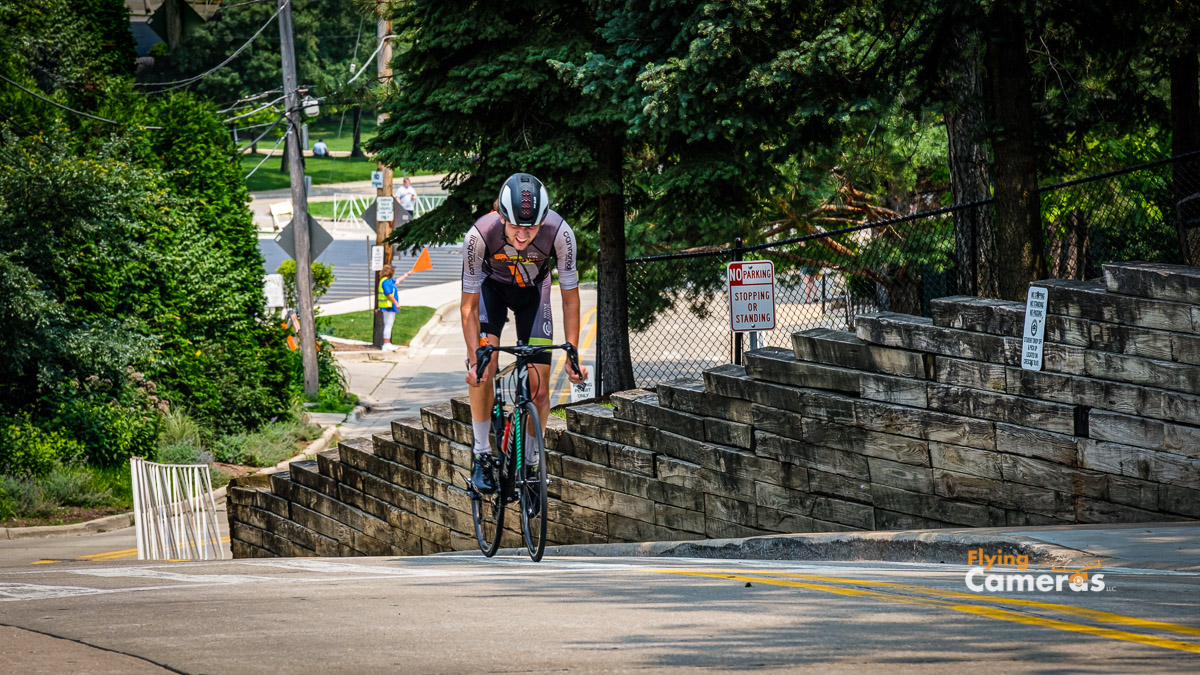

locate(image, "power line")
[[346, 35, 401, 85], [0, 74, 163, 130], [242, 128, 289, 180], [137, 0, 289, 94], [232, 114, 286, 156]]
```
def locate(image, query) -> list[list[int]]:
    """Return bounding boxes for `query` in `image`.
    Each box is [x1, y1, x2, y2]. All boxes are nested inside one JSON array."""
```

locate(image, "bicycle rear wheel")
[[517, 403, 548, 561], [471, 457, 505, 557]]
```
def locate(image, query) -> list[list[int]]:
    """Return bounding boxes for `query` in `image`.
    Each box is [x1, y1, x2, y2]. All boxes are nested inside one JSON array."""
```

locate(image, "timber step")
[[791, 327, 932, 378], [1104, 261, 1200, 305]]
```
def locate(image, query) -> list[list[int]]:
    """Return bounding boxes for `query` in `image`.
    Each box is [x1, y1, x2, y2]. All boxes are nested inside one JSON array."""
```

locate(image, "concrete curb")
[[472, 530, 1090, 568], [1, 511, 136, 541], [0, 425, 341, 541], [409, 299, 461, 351]]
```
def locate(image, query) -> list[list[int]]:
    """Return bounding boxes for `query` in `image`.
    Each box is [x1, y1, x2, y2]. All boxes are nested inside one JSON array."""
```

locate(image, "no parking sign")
[[727, 260, 776, 332]]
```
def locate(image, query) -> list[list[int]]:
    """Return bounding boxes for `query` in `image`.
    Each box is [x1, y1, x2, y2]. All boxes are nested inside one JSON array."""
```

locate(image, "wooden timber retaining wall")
[[227, 262, 1200, 558]]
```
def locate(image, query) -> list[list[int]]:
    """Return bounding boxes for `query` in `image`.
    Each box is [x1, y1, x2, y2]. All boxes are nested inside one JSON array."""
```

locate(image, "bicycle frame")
[[470, 341, 580, 561]]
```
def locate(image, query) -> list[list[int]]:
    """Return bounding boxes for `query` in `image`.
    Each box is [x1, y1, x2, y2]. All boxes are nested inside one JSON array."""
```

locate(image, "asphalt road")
[[258, 236, 462, 305], [1, 549, 1197, 673]]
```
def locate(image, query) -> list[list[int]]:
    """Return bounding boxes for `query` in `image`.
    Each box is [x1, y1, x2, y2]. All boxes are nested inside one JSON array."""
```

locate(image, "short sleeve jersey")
[[461, 210, 578, 293]]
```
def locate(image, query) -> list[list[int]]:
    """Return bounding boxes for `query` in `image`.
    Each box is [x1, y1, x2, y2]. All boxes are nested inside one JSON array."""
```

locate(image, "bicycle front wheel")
[[517, 403, 548, 561], [471, 466, 505, 557]]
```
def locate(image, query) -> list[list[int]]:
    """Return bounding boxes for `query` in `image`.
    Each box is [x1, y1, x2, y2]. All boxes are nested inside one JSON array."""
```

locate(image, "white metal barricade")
[[414, 193, 447, 217], [130, 457, 224, 561], [332, 193, 372, 223]]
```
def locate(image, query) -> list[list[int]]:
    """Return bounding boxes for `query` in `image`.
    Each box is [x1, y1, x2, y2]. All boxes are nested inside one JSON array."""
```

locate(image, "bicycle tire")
[[517, 403, 549, 561], [471, 471, 506, 557]]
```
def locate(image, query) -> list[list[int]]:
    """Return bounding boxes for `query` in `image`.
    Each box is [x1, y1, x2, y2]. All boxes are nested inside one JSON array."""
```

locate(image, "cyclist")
[[462, 173, 588, 502]]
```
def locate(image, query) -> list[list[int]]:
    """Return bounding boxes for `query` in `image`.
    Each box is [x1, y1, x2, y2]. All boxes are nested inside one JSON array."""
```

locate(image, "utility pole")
[[279, 0, 319, 396], [372, 13, 395, 348]]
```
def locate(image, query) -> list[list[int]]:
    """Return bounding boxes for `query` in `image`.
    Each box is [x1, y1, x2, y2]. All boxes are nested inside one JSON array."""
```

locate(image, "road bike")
[[467, 342, 580, 562]]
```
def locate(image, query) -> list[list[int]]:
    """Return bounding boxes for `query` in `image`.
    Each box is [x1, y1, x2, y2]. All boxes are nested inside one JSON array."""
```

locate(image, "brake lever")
[[474, 346, 493, 381]]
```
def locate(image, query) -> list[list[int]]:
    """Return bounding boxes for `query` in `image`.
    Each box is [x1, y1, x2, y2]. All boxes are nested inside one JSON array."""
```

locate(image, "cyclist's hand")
[[465, 367, 487, 388], [566, 352, 588, 385]]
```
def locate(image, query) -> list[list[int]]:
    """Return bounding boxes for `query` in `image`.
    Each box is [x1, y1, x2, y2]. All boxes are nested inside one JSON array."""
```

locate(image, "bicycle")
[[467, 341, 580, 562]]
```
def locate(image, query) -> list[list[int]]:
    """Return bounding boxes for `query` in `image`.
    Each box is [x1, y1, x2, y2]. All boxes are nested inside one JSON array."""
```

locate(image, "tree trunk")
[[351, 106, 367, 158], [1171, 50, 1200, 264], [984, 0, 1045, 300], [944, 22, 998, 298], [596, 131, 635, 395]]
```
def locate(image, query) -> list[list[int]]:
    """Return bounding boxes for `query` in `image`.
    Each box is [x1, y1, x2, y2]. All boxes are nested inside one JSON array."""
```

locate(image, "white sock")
[[472, 420, 491, 456], [524, 433, 538, 466]]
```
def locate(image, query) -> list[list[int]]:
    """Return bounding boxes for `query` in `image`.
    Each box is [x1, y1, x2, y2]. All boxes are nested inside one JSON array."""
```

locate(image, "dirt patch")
[[1, 506, 130, 529], [327, 340, 379, 352], [212, 462, 255, 479]]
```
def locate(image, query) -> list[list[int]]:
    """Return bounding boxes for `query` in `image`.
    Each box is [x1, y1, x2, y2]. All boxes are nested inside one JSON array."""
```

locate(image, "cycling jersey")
[[461, 210, 578, 293], [462, 210, 578, 364]]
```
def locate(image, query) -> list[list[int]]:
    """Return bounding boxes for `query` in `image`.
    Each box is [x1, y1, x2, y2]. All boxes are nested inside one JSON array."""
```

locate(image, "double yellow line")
[[32, 536, 231, 565], [651, 568, 1200, 654], [551, 306, 598, 406]]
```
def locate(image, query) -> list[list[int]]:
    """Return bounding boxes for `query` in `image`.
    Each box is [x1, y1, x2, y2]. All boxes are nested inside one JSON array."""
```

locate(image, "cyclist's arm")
[[461, 291, 482, 361], [561, 286, 581, 348]]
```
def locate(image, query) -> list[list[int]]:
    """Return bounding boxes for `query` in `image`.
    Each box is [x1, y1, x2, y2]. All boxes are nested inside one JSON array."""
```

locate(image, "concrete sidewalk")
[[328, 283, 598, 439]]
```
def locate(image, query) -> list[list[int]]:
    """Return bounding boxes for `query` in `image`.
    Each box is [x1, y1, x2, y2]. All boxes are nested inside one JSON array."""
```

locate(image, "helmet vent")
[[520, 190, 534, 220]]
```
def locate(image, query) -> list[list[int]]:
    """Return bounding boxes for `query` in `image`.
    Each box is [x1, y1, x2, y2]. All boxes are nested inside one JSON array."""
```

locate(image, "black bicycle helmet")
[[497, 173, 550, 227]]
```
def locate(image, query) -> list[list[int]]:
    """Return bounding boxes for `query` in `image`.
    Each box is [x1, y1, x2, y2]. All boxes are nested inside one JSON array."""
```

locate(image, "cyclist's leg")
[[470, 282, 506, 457]]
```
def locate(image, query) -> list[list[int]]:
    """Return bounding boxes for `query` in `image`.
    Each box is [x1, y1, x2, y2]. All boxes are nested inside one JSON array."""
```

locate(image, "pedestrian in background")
[[377, 263, 412, 351], [397, 176, 417, 221], [312, 138, 329, 157]]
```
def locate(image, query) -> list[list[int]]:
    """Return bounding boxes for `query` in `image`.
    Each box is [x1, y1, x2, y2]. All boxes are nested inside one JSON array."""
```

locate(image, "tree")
[[371, 1, 637, 393]]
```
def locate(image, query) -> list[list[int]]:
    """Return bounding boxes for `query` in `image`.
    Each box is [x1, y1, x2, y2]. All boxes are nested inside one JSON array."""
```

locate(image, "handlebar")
[[474, 343, 580, 382]]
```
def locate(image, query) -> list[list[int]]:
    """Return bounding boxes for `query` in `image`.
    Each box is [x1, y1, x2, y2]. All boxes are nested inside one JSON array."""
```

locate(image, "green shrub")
[[210, 435, 246, 465], [0, 463, 120, 520], [158, 408, 204, 449], [277, 260, 335, 308], [0, 474, 54, 520], [56, 397, 161, 467], [0, 418, 85, 478], [155, 442, 211, 466], [215, 416, 322, 468], [37, 463, 113, 508]]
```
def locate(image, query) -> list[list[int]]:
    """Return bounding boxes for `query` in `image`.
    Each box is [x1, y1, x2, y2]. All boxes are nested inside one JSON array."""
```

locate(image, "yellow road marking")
[[38, 537, 233, 565], [552, 307, 597, 405], [749, 570, 1200, 640], [651, 569, 1200, 655]]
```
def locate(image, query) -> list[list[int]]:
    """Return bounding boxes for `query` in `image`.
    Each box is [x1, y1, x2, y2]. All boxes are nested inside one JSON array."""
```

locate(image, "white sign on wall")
[[264, 274, 285, 308], [1021, 285, 1048, 371], [727, 260, 776, 332], [370, 245, 384, 271], [376, 195, 394, 222]]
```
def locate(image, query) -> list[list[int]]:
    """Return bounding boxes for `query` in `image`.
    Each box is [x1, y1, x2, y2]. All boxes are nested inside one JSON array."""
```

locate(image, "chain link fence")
[[625, 152, 1200, 388]]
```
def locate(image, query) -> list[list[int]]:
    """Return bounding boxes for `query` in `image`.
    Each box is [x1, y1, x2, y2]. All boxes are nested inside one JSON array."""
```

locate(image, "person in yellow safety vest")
[[377, 264, 412, 351]]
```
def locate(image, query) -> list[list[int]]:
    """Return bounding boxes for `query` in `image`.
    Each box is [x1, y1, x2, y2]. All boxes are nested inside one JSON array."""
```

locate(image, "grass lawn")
[[242, 154, 376, 192], [251, 116, 378, 155], [304, 116, 377, 153], [306, 201, 348, 220], [319, 306, 435, 344]]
